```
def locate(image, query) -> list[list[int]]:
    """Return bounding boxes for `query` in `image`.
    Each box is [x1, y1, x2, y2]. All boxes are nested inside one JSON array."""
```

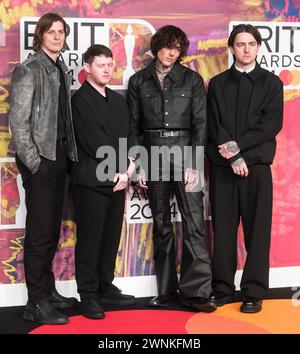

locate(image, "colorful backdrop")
[[0, 0, 299, 305]]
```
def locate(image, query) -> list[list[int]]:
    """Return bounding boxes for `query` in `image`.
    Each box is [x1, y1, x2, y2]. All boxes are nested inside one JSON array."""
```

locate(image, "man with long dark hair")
[[207, 24, 283, 313], [9, 13, 78, 324], [127, 25, 216, 312]]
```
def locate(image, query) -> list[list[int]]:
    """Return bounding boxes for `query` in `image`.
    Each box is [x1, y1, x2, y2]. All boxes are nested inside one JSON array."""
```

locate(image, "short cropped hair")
[[228, 24, 262, 47], [150, 25, 190, 62], [33, 12, 68, 52], [83, 44, 113, 65]]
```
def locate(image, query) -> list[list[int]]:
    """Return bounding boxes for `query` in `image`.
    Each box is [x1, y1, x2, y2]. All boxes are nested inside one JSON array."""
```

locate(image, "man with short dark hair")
[[71, 44, 136, 319], [9, 13, 78, 324], [127, 25, 216, 312], [207, 24, 283, 313]]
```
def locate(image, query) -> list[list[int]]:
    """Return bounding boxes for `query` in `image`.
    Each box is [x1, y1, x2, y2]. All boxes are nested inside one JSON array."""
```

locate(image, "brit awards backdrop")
[[0, 0, 300, 306]]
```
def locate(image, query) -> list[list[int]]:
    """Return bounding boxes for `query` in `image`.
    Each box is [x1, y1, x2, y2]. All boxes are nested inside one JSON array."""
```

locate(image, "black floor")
[[0, 288, 294, 334]]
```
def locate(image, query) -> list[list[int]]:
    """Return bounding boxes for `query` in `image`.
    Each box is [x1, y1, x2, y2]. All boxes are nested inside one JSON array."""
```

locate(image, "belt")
[[144, 130, 190, 138], [57, 137, 67, 146]]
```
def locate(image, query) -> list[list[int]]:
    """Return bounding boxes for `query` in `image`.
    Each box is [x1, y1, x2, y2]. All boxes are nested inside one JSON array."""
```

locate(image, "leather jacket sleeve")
[[9, 64, 41, 174], [190, 73, 207, 169], [191, 73, 207, 147], [126, 75, 142, 148]]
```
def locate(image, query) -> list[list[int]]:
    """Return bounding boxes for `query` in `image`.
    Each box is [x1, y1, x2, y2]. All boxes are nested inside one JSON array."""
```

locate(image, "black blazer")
[[71, 80, 131, 188], [207, 63, 283, 167]]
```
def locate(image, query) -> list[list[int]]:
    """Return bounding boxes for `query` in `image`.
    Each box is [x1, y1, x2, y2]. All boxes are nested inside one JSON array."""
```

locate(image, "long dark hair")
[[32, 12, 68, 52]]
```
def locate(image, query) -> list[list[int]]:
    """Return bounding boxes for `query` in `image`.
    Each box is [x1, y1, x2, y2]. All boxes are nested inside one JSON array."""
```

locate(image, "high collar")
[[155, 60, 174, 75], [235, 62, 256, 74], [230, 61, 262, 82], [144, 59, 185, 82]]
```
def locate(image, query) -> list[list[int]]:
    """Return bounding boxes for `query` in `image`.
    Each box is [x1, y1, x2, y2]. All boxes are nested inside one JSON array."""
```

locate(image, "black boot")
[[98, 284, 136, 306], [149, 293, 179, 307], [78, 298, 105, 319], [210, 292, 236, 307], [182, 297, 217, 312], [240, 297, 262, 313], [49, 289, 78, 309], [23, 300, 68, 324]]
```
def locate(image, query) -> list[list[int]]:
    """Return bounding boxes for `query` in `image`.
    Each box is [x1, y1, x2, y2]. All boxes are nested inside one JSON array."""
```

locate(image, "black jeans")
[[16, 144, 68, 303], [145, 134, 212, 300]]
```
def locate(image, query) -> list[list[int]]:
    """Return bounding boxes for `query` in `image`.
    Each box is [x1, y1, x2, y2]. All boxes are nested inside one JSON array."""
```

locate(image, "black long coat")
[[207, 63, 283, 167]]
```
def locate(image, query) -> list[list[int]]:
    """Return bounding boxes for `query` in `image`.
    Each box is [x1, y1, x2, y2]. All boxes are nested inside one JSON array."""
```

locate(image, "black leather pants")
[[145, 134, 212, 299]]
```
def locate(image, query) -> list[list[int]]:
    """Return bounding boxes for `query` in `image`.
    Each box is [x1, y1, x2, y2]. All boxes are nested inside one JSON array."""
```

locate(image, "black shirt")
[[42, 51, 67, 140]]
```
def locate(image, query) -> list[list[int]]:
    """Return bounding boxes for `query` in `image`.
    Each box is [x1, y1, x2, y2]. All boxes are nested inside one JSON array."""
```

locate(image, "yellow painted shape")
[[186, 300, 300, 334]]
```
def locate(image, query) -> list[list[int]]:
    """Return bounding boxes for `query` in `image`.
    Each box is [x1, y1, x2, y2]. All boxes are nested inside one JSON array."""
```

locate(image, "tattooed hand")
[[185, 168, 200, 192], [218, 140, 240, 159], [231, 157, 249, 177]]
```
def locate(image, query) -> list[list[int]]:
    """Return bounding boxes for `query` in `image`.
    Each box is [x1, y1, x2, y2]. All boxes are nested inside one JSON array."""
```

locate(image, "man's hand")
[[137, 168, 148, 190], [113, 157, 138, 192], [185, 168, 199, 192], [127, 157, 136, 179], [219, 140, 240, 159], [231, 158, 249, 177], [113, 172, 129, 192]]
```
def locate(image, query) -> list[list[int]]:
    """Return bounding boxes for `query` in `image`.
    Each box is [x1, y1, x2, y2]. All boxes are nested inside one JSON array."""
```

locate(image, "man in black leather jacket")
[[9, 13, 78, 325], [127, 25, 216, 312]]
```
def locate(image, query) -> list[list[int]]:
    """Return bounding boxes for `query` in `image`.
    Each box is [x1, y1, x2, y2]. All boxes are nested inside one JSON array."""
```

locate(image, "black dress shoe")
[[78, 298, 105, 319], [98, 284, 136, 306], [182, 297, 217, 313], [49, 289, 78, 309], [149, 293, 179, 307], [240, 297, 262, 313], [210, 292, 236, 307], [23, 300, 68, 324]]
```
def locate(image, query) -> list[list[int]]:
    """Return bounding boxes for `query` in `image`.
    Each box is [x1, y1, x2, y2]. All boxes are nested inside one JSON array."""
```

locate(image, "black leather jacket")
[[126, 60, 207, 149]]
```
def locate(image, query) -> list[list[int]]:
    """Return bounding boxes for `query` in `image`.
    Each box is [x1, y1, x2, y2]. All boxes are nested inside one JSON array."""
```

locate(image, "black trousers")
[[145, 134, 212, 300], [16, 145, 68, 303], [209, 164, 273, 299], [73, 186, 125, 300]]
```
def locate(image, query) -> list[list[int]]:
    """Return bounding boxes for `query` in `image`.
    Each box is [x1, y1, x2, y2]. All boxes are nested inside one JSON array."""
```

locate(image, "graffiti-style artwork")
[[0, 229, 24, 284], [0, 0, 299, 285], [0, 162, 19, 226]]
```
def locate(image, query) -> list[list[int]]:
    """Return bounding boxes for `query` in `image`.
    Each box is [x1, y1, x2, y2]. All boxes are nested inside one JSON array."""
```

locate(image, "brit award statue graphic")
[[123, 24, 135, 88]]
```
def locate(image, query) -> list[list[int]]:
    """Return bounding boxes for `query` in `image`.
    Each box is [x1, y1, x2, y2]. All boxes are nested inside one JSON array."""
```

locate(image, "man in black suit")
[[71, 44, 135, 319], [207, 24, 283, 313]]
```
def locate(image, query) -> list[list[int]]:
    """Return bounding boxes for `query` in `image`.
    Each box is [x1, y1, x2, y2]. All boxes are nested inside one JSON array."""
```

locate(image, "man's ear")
[[84, 62, 90, 74]]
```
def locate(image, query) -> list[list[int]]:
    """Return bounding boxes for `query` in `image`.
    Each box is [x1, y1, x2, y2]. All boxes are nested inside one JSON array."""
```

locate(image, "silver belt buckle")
[[160, 130, 174, 138]]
